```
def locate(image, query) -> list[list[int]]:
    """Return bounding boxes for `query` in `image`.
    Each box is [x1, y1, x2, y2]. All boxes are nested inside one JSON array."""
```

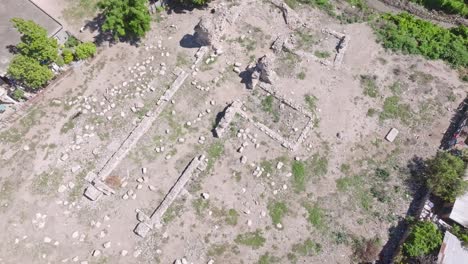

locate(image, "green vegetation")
[[314, 50, 331, 58], [360, 75, 378, 98], [309, 153, 328, 177], [65, 36, 81, 48], [74, 42, 97, 60], [292, 160, 306, 191], [192, 198, 209, 216], [285, 0, 334, 14], [336, 175, 373, 210], [297, 71, 306, 80], [7, 18, 57, 89], [403, 221, 442, 257], [62, 49, 74, 64], [235, 230, 266, 249], [374, 13, 468, 67], [304, 94, 318, 113], [8, 55, 54, 89], [268, 201, 288, 226], [207, 243, 229, 257], [352, 237, 381, 263], [410, 0, 468, 17], [305, 204, 326, 230], [425, 152, 466, 202], [379, 96, 412, 124], [292, 238, 322, 256], [225, 209, 239, 226], [98, 0, 151, 40], [31, 169, 64, 195], [11, 18, 58, 63], [257, 253, 279, 264], [451, 225, 468, 245], [261, 95, 280, 122], [11, 89, 25, 101], [206, 142, 225, 172]]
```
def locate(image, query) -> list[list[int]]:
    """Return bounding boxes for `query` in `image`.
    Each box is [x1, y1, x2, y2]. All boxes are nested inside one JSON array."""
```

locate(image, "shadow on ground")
[[378, 96, 468, 263]]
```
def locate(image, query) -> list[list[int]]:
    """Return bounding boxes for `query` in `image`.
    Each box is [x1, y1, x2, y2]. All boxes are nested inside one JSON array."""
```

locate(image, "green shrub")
[[11, 89, 25, 101], [62, 49, 74, 64], [403, 221, 442, 257], [409, 0, 468, 17], [374, 13, 468, 68], [268, 201, 288, 226], [235, 230, 266, 249], [425, 152, 466, 202], [74, 42, 97, 60], [64, 35, 80, 48]]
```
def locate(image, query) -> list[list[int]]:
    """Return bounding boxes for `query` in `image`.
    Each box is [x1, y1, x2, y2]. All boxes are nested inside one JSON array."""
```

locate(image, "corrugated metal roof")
[[450, 192, 468, 228], [450, 193, 468, 228], [437, 231, 468, 264]]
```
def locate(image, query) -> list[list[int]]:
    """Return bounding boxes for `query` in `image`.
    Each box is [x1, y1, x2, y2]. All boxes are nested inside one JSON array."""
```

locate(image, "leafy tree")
[[62, 49, 74, 64], [97, 0, 151, 40], [403, 221, 442, 257], [11, 18, 58, 63], [7, 55, 53, 89], [74, 42, 97, 60], [425, 152, 467, 202]]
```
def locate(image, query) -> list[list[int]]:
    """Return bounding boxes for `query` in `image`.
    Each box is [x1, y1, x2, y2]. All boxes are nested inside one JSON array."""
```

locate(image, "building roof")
[[438, 231, 468, 264], [450, 191, 468, 228], [0, 0, 62, 76]]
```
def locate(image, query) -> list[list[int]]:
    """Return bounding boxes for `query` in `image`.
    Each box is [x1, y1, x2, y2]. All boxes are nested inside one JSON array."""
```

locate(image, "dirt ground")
[[0, 0, 466, 264]]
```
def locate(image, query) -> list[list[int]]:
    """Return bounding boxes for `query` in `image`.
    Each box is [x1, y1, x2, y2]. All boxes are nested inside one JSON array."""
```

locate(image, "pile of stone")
[[214, 101, 243, 138], [245, 55, 277, 89]]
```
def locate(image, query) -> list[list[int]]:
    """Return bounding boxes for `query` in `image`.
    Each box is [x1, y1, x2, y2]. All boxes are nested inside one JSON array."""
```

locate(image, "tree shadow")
[[439, 96, 468, 150], [179, 34, 201, 48], [83, 13, 141, 47], [164, 0, 210, 14]]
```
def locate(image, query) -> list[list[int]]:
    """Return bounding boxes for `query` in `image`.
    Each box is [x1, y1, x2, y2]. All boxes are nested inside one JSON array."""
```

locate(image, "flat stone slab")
[[385, 128, 399, 142], [83, 185, 103, 201], [134, 222, 152, 238]]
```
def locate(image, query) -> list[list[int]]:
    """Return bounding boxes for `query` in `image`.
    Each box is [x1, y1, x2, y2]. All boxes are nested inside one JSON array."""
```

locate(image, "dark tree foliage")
[[98, 0, 151, 40], [425, 152, 466, 202]]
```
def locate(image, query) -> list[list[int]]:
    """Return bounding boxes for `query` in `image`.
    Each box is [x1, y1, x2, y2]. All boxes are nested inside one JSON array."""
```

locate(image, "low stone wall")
[[134, 155, 206, 238]]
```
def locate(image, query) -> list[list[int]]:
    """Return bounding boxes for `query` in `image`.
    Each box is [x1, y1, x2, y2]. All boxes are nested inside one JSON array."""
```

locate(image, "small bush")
[[305, 204, 326, 230], [62, 49, 74, 64], [11, 89, 25, 101], [360, 75, 378, 98], [314, 50, 331, 58], [74, 42, 97, 60], [225, 209, 239, 226], [268, 201, 288, 226], [235, 230, 266, 249], [353, 237, 381, 263], [292, 238, 322, 256], [64, 35, 80, 48], [403, 221, 442, 257], [292, 160, 306, 191]]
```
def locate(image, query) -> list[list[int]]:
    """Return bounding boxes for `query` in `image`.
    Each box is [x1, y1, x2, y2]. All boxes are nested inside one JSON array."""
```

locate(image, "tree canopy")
[[75, 42, 97, 60], [425, 152, 466, 202], [11, 18, 58, 63], [7, 55, 53, 89], [98, 0, 151, 40], [403, 221, 442, 257]]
